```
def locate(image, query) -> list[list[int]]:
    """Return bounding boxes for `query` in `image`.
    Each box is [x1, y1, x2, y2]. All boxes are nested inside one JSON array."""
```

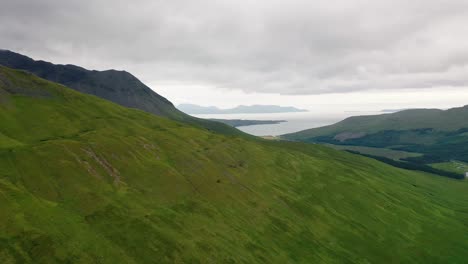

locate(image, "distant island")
[[178, 104, 308, 114], [211, 119, 286, 127]]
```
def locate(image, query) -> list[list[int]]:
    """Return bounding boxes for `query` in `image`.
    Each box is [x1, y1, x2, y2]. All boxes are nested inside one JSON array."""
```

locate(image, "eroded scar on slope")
[[82, 147, 121, 185]]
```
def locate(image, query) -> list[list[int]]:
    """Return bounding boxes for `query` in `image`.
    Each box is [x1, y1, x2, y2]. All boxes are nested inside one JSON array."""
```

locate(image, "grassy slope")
[[1, 67, 468, 263], [282, 107, 468, 173]]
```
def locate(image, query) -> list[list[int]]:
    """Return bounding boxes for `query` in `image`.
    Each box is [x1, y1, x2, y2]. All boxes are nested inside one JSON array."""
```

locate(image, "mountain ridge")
[[0, 50, 244, 136]]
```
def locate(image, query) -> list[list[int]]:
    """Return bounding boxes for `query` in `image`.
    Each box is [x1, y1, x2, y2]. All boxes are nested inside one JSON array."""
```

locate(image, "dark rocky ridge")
[[0, 50, 175, 117]]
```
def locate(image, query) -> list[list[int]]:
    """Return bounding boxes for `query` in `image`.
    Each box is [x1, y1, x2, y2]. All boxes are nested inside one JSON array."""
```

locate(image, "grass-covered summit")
[[1, 66, 468, 263]]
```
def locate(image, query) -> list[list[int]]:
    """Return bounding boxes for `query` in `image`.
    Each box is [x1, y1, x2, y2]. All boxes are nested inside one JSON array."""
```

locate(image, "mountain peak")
[[0, 50, 174, 111]]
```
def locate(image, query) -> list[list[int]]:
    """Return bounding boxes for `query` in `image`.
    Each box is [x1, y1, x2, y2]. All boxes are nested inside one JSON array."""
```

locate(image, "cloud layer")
[[2, 0, 468, 94]]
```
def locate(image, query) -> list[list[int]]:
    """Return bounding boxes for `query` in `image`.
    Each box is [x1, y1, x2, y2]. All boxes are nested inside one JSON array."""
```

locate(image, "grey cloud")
[[1, 0, 468, 94]]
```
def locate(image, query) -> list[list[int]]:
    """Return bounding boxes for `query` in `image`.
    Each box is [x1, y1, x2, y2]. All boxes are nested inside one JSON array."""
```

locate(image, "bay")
[[194, 111, 380, 136]]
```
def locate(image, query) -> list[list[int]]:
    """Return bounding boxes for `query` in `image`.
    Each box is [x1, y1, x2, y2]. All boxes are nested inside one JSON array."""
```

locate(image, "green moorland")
[[1, 66, 468, 263]]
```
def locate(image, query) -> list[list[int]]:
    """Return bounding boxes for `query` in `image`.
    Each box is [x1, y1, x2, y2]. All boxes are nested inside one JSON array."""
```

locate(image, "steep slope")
[[0, 50, 243, 136], [1, 66, 468, 263], [282, 107, 468, 166]]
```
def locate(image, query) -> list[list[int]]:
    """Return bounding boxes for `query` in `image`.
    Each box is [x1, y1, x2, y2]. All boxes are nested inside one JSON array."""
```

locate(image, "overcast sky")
[[1, 0, 468, 110]]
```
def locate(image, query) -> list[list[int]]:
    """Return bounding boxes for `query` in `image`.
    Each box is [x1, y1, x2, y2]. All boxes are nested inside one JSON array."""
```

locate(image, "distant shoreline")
[[210, 119, 286, 127]]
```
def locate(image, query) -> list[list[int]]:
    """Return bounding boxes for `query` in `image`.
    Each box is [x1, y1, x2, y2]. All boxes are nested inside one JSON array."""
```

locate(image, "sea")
[[194, 111, 381, 136]]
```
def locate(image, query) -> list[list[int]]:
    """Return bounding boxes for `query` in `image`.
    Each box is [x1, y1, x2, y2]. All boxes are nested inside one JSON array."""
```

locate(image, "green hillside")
[[1, 66, 468, 263], [283, 107, 468, 140], [282, 107, 468, 175]]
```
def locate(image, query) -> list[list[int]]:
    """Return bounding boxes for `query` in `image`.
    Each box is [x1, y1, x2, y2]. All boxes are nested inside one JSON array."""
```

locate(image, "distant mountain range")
[[178, 104, 307, 114]]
